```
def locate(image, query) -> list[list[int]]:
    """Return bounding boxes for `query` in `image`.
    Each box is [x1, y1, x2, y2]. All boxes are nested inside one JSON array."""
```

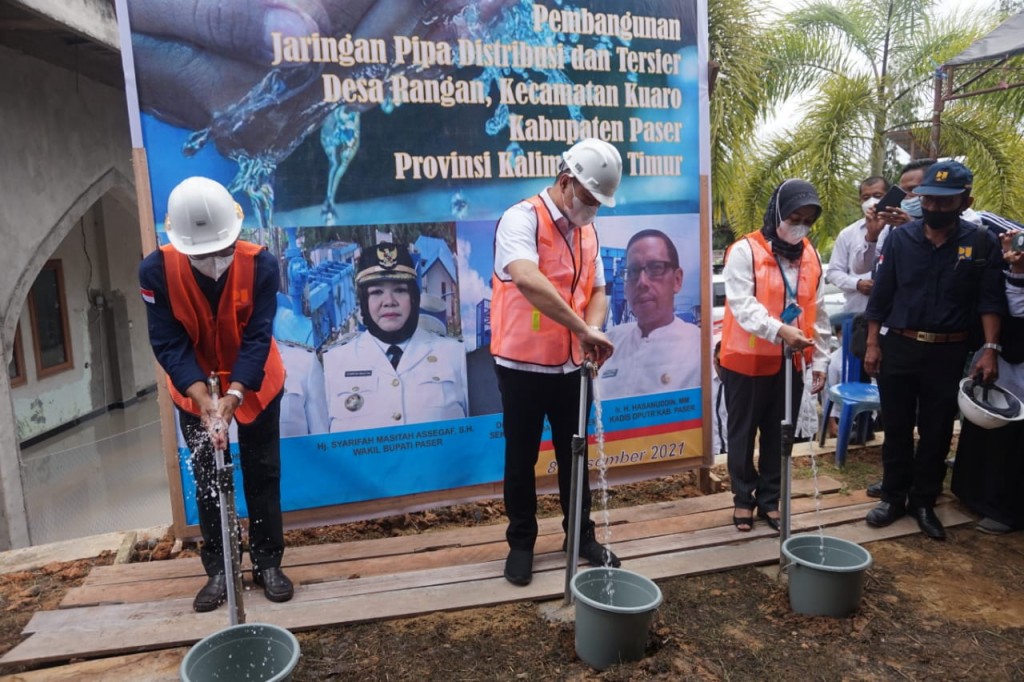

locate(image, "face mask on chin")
[[776, 220, 810, 245], [562, 181, 599, 227], [189, 254, 234, 280]]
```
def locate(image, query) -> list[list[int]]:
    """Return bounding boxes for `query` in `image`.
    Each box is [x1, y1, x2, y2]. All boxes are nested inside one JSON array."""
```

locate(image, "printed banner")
[[121, 0, 711, 525]]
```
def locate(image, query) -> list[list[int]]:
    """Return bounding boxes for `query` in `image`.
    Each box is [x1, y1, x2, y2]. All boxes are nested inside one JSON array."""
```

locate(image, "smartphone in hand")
[[875, 185, 908, 215], [1012, 232, 1024, 252]]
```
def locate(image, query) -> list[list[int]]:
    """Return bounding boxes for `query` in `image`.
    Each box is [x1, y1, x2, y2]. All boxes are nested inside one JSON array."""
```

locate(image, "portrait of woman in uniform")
[[322, 240, 469, 432]]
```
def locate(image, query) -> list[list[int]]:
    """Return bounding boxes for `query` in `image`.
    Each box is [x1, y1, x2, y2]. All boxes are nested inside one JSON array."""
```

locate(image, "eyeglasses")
[[624, 260, 674, 282]]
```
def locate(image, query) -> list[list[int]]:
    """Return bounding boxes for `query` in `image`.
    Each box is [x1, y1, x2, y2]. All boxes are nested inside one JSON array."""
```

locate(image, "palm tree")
[[728, 0, 1024, 242], [707, 0, 775, 230]]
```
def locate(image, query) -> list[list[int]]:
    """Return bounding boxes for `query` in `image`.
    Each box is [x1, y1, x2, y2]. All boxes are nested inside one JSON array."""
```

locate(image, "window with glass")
[[8, 323, 26, 388], [28, 260, 74, 378]]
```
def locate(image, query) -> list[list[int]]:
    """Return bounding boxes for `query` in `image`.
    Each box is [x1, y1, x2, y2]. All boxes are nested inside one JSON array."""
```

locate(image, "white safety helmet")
[[562, 138, 622, 208], [958, 378, 1024, 430], [165, 177, 244, 256]]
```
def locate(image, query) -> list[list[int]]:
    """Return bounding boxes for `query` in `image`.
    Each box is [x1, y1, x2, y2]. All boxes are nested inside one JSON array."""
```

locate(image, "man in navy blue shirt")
[[863, 161, 1004, 540], [139, 177, 293, 611]]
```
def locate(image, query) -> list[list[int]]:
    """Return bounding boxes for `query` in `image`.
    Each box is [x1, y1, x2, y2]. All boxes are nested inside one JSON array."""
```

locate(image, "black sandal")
[[733, 509, 754, 532], [757, 508, 781, 532]]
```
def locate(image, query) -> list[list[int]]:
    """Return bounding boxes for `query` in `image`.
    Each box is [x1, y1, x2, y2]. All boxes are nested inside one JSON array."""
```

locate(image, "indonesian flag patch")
[[141, 287, 155, 304]]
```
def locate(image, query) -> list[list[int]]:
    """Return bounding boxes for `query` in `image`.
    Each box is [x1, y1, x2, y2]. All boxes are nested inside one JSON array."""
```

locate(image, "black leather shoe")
[[865, 501, 906, 527], [254, 567, 294, 602], [911, 506, 946, 540], [866, 481, 883, 498], [193, 574, 227, 612], [578, 539, 621, 568], [504, 549, 533, 586]]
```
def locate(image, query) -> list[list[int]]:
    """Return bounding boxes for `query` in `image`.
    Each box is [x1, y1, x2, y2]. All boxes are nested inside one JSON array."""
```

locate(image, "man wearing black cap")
[[322, 241, 468, 431], [863, 160, 1005, 540]]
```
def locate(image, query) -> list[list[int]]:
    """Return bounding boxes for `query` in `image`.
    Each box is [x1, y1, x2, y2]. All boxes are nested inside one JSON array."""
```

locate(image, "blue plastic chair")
[[819, 312, 881, 466]]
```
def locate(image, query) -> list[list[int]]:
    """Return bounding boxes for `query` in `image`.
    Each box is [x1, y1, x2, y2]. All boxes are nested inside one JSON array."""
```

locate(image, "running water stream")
[[804, 424, 828, 564], [589, 373, 617, 602]]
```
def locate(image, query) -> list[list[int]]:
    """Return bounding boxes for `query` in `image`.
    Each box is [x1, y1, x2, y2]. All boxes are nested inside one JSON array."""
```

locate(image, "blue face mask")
[[901, 196, 922, 218]]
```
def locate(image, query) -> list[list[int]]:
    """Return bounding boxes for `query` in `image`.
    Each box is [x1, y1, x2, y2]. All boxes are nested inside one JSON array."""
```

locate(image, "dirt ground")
[[1, 447, 1023, 680]]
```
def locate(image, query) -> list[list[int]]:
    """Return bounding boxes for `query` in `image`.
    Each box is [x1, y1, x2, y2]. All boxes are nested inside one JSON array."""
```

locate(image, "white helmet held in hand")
[[165, 177, 244, 256], [958, 378, 1024, 430], [562, 138, 622, 207]]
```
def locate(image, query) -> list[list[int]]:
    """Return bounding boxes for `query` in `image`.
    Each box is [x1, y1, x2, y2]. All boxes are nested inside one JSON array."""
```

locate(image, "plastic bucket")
[[782, 535, 873, 617], [571, 568, 663, 670], [181, 623, 300, 682]]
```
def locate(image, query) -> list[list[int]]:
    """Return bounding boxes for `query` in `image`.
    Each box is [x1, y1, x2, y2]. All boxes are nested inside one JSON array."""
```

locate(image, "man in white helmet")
[[491, 138, 623, 586], [139, 176, 294, 611]]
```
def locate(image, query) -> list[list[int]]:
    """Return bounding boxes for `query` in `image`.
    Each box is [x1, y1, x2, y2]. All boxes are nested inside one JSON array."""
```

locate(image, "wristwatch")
[[982, 343, 1002, 353], [225, 388, 245, 406]]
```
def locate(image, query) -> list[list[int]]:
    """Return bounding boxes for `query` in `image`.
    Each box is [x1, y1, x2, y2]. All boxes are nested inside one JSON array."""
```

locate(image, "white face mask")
[[563, 182, 599, 227], [861, 197, 879, 216], [189, 254, 234, 280], [777, 220, 810, 245]]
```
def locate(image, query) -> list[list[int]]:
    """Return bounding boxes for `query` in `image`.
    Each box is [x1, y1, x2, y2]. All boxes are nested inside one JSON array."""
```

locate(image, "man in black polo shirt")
[[862, 160, 1004, 540]]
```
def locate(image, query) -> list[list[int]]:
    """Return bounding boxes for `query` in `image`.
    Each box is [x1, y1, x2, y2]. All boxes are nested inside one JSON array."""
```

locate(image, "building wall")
[[9, 200, 152, 442], [0, 43, 140, 548]]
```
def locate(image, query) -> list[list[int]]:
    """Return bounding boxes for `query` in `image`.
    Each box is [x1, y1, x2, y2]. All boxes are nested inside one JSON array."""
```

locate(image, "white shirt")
[[598, 318, 702, 399], [278, 343, 329, 437], [323, 327, 468, 432], [826, 219, 873, 313], [493, 187, 605, 374], [722, 238, 831, 373]]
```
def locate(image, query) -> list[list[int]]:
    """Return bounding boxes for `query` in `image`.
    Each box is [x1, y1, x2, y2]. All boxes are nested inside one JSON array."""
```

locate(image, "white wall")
[[0, 43, 137, 549]]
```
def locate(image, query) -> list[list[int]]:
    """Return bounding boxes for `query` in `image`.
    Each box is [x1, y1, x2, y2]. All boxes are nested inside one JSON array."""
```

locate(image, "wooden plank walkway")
[[0, 476, 971, 676]]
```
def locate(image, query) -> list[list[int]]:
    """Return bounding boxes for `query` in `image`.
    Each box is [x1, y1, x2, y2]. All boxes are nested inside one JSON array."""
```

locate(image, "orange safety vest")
[[720, 231, 821, 376], [161, 241, 285, 424], [490, 194, 598, 367]]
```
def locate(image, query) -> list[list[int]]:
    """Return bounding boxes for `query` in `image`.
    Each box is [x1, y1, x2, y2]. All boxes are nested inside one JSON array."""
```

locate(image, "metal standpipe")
[[564, 360, 597, 606], [208, 374, 246, 626], [779, 346, 797, 569]]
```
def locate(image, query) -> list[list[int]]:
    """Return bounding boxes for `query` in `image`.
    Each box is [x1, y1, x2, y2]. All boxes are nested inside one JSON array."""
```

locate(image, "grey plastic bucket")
[[181, 622, 300, 682], [571, 567, 663, 670], [782, 535, 873, 617]]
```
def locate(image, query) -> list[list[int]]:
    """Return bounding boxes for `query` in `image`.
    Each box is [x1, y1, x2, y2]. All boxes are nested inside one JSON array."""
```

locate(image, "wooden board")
[[62, 483, 852, 608], [46, 489, 872, 626], [2, 505, 971, 669], [4, 482, 942, 671], [3, 497, 968, 669], [78, 476, 842, 588]]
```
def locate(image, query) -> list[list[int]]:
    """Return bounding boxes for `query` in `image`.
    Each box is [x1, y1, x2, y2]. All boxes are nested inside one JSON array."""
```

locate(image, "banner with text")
[[121, 0, 711, 525]]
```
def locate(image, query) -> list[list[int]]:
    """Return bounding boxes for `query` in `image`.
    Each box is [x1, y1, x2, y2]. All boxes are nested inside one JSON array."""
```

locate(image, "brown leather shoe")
[[193, 574, 227, 612]]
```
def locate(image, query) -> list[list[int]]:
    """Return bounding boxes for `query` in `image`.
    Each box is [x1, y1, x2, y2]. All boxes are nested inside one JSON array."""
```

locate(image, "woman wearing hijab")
[[719, 180, 831, 532]]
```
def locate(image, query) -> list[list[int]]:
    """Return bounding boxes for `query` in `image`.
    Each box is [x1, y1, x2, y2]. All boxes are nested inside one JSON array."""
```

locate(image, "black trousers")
[[179, 392, 285, 577], [496, 365, 595, 551], [877, 334, 966, 508], [722, 363, 802, 512]]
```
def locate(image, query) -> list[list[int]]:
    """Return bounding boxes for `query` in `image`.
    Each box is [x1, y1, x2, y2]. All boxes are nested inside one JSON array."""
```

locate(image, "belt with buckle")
[[891, 329, 968, 344]]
